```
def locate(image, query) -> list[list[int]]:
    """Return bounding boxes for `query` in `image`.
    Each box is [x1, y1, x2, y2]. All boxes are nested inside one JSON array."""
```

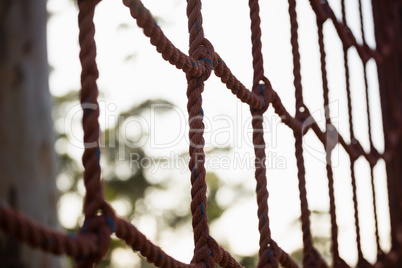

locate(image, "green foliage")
[[53, 92, 248, 267], [53, 91, 332, 267]]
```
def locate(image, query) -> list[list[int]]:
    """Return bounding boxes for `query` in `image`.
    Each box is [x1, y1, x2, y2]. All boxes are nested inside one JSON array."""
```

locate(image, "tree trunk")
[[0, 0, 60, 267]]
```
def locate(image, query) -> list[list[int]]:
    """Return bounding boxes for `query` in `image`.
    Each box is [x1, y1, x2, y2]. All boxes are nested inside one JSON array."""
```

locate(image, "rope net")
[[0, 0, 400, 267]]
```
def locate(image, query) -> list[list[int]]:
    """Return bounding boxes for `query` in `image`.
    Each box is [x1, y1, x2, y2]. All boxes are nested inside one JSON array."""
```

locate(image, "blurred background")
[[45, 0, 391, 267]]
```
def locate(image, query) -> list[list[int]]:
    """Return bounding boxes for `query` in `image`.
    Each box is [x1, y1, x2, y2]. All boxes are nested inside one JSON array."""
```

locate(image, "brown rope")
[[316, 16, 349, 268], [338, 2, 368, 257], [249, 0, 265, 85], [357, 0, 383, 259], [288, 1, 326, 267], [76, 0, 115, 265], [251, 90, 275, 267], [0, 202, 99, 258], [0, 0, 398, 267], [288, 0, 304, 114], [78, 0, 104, 219], [248, 1, 278, 267], [186, 1, 215, 266]]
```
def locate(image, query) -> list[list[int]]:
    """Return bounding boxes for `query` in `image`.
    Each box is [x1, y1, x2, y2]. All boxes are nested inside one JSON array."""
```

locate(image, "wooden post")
[[372, 0, 402, 260], [0, 0, 61, 267]]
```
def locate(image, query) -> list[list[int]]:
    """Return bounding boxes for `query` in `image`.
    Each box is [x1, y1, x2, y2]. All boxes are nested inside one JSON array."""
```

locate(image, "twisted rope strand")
[[294, 131, 315, 267], [338, 0, 371, 255], [288, 1, 327, 267], [316, 19, 346, 267], [252, 112, 276, 268], [0, 203, 99, 258], [185, 1, 215, 266], [249, 0, 265, 85], [0, 0, 395, 267], [78, 0, 104, 219], [122, 0, 205, 77], [358, 0, 383, 258], [248, 1, 277, 267], [213, 53, 265, 109], [115, 217, 193, 268], [288, 0, 304, 113]]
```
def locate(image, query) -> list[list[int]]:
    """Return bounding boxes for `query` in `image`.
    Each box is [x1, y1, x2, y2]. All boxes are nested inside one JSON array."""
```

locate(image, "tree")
[[53, 94, 250, 267], [0, 0, 60, 267]]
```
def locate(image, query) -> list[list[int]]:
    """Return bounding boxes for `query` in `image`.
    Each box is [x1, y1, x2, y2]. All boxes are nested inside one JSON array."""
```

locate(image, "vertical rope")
[[339, 1, 366, 265], [187, 0, 204, 55], [288, 0, 304, 113], [340, 0, 354, 140], [249, 0, 265, 85], [77, 0, 115, 266], [289, 1, 326, 267], [251, 93, 276, 268], [350, 160, 364, 258], [293, 132, 313, 266], [289, 0, 313, 264], [78, 0, 105, 221], [358, 0, 383, 258], [186, 1, 216, 266], [316, 19, 340, 266], [249, 1, 276, 266], [316, 16, 351, 267]]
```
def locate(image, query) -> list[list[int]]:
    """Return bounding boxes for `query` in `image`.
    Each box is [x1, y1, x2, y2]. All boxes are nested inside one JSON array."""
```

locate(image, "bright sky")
[[47, 0, 391, 266]]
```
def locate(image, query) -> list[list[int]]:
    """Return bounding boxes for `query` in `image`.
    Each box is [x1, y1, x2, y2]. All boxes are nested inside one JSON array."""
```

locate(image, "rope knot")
[[207, 236, 222, 263], [191, 236, 222, 267], [257, 241, 279, 268], [191, 39, 215, 81], [250, 77, 271, 115], [295, 105, 313, 135], [76, 203, 116, 266], [192, 244, 215, 267], [304, 248, 327, 268], [310, 0, 330, 23]]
